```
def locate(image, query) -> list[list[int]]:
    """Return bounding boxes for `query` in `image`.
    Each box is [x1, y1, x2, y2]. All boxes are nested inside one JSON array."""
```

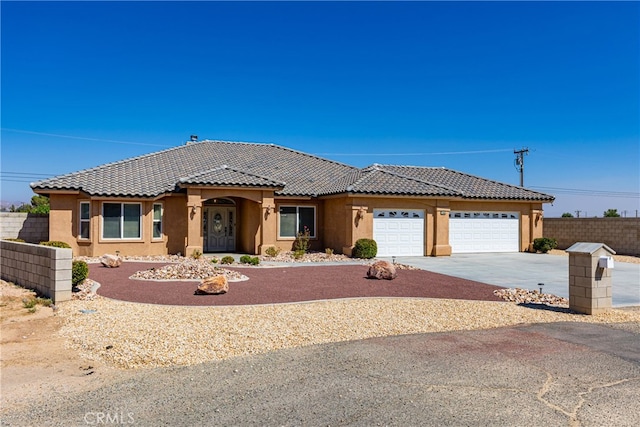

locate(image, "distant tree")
[[29, 195, 50, 214], [8, 195, 50, 214], [561, 212, 574, 218], [603, 209, 620, 218]]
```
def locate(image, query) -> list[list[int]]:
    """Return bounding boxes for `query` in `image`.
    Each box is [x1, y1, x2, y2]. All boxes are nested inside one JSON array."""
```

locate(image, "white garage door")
[[373, 209, 424, 257], [449, 211, 519, 253]]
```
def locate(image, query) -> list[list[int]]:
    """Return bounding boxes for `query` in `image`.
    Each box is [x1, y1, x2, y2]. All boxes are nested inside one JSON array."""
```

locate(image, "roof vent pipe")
[[190, 135, 198, 141]]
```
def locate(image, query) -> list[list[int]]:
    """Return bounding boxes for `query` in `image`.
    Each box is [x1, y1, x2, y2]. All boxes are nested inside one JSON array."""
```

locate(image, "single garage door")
[[373, 209, 424, 256], [449, 211, 519, 253]]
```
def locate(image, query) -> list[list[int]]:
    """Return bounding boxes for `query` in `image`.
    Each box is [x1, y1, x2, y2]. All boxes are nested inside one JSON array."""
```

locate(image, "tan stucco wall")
[[46, 191, 547, 258], [336, 196, 442, 256], [273, 199, 324, 252]]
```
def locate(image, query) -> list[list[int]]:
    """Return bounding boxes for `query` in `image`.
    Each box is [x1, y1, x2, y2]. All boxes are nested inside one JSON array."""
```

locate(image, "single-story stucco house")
[[31, 139, 554, 258]]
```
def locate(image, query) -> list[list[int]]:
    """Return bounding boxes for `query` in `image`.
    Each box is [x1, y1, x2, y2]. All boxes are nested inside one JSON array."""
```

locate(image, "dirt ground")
[[0, 280, 133, 412]]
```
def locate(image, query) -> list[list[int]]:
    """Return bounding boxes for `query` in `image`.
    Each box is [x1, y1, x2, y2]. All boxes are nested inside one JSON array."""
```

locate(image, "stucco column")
[[185, 190, 203, 256], [529, 208, 544, 252], [258, 193, 277, 255], [433, 207, 452, 256], [342, 205, 367, 256]]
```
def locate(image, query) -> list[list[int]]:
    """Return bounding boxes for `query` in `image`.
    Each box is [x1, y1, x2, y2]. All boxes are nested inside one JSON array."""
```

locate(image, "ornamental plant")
[[40, 241, 71, 249], [532, 237, 558, 254], [72, 260, 89, 286], [352, 238, 377, 259], [220, 256, 235, 265], [293, 227, 310, 253]]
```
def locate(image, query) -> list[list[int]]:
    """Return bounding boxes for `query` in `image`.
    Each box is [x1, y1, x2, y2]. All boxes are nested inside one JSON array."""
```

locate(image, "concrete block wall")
[[568, 251, 612, 315], [0, 240, 72, 302], [0, 212, 49, 243], [545, 218, 640, 256]]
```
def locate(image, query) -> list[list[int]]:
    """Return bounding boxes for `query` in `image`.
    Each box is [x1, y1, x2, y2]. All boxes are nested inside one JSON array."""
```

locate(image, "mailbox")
[[598, 256, 614, 269]]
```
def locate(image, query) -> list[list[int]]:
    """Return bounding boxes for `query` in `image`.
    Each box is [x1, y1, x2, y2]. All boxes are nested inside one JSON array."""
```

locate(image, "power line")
[[531, 186, 640, 198], [314, 148, 514, 156], [1, 128, 172, 147]]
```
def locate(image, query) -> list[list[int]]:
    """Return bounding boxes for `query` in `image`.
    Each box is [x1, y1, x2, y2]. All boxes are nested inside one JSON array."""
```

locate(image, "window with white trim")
[[279, 206, 316, 238], [79, 202, 90, 239], [102, 203, 141, 239], [152, 203, 163, 239]]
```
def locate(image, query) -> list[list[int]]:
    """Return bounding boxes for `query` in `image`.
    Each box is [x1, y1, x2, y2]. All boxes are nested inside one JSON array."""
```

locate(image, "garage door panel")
[[373, 210, 424, 257], [450, 211, 519, 253]]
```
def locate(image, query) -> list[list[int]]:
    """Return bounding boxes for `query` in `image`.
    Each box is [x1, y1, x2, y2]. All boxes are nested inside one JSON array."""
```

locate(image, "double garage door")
[[449, 211, 520, 253], [373, 209, 520, 256]]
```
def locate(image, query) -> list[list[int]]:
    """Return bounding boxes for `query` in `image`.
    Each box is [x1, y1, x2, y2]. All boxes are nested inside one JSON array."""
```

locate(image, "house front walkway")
[[87, 262, 504, 306]]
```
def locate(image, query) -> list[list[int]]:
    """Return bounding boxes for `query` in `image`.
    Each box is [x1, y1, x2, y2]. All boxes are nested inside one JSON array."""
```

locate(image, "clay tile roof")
[[178, 165, 285, 188], [31, 141, 555, 202], [330, 165, 461, 197], [31, 140, 356, 197], [375, 165, 554, 201]]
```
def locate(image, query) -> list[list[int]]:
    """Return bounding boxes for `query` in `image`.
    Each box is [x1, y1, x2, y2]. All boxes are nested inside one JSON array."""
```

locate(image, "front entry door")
[[204, 207, 236, 252]]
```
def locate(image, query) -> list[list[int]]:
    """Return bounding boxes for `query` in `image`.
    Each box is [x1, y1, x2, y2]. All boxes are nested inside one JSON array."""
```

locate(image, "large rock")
[[196, 275, 229, 295], [366, 260, 397, 280], [100, 254, 122, 268]]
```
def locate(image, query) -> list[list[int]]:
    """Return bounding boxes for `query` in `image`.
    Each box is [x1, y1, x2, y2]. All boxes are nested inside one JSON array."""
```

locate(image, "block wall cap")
[[566, 242, 616, 255]]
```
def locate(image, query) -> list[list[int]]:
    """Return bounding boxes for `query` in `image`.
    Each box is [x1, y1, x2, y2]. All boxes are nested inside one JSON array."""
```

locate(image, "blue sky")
[[1, 1, 638, 217]]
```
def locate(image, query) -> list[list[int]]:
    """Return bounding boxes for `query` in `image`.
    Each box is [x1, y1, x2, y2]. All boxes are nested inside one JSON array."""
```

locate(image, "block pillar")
[[566, 242, 615, 315], [433, 207, 451, 256], [185, 190, 203, 257]]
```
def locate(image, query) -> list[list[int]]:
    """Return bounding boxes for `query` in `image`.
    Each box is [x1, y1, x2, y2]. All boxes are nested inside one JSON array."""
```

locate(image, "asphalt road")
[[2, 321, 639, 426]]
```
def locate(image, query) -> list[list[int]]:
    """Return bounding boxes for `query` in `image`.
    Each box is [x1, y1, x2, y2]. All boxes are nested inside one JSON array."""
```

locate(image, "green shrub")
[[265, 246, 280, 257], [72, 260, 89, 286], [293, 227, 310, 253], [210, 257, 219, 264], [325, 248, 334, 256], [4, 238, 25, 243], [40, 241, 71, 249], [293, 250, 305, 260], [190, 249, 203, 259], [249, 256, 260, 265], [220, 256, 235, 265], [239, 255, 252, 264], [533, 237, 558, 254], [22, 298, 38, 309], [352, 238, 377, 259]]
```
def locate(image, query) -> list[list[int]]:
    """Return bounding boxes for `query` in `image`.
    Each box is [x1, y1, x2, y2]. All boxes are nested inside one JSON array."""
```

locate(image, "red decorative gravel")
[[88, 262, 504, 306]]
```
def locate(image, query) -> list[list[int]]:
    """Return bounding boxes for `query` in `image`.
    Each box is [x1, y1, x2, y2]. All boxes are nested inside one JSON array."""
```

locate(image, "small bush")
[[352, 238, 377, 259], [250, 256, 260, 265], [22, 298, 38, 309], [220, 256, 235, 265], [4, 238, 25, 243], [293, 227, 310, 253], [36, 297, 53, 307], [72, 260, 89, 286], [191, 249, 203, 259], [293, 250, 305, 260], [40, 241, 71, 249], [533, 237, 558, 254], [239, 255, 252, 264], [325, 248, 334, 256], [210, 257, 219, 264], [265, 246, 280, 257]]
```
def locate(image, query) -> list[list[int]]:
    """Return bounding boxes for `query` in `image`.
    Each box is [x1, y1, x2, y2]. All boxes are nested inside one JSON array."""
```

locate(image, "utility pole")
[[575, 210, 581, 218], [514, 147, 529, 187]]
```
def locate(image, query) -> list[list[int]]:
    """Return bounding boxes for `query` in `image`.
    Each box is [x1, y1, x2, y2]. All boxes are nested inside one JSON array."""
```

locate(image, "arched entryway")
[[203, 198, 236, 252]]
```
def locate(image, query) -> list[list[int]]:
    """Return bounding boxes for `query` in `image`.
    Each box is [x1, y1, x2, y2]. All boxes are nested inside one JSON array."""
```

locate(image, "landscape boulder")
[[366, 260, 397, 280], [100, 254, 122, 268], [196, 275, 229, 295]]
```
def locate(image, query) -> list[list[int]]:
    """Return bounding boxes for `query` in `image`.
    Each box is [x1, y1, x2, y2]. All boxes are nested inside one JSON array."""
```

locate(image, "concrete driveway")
[[386, 253, 640, 307]]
